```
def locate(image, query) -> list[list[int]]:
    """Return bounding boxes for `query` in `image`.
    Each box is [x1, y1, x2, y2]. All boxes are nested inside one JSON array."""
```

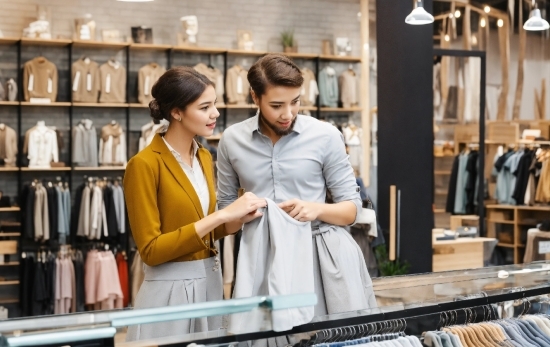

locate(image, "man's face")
[[254, 85, 301, 137]]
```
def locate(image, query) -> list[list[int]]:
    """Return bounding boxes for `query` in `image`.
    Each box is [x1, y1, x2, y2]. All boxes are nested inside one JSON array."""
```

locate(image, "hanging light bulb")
[[472, 35, 478, 45], [444, 34, 450, 42], [497, 19, 504, 27], [405, 0, 434, 25], [480, 18, 487, 27], [449, 13, 454, 19], [524, 1, 550, 31], [455, 10, 462, 18], [484, 6, 491, 13]]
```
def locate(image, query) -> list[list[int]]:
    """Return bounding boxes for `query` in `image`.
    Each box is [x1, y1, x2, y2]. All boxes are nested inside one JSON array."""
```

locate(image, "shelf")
[[0, 207, 20, 212], [320, 54, 362, 63], [284, 52, 319, 59], [72, 40, 129, 49], [487, 219, 515, 225], [485, 204, 550, 211], [434, 170, 451, 175], [0, 233, 20, 237], [173, 46, 226, 54], [130, 43, 172, 51], [21, 167, 71, 172], [0, 37, 20, 45], [0, 299, 19, 304], [434, 209, 446, 213], [226, 104, 257, 109], [227, 49, 266, 56], [0, 167, 19, 172], [497, 243, 515, 248], [205, 134, 223, 141], [129, 103, 148, 108], [0, 101, 19, 106], [73, 166, 126, 171], [320, 107, 362, 112], [299, 106, 318, 111], [21, 101, 71, 107], [21, 38, 72, 47], [73, 102, 128, 108], [0, 281, 19, 286], [485, 204, 517, 210], [0, 262, 19, 267]]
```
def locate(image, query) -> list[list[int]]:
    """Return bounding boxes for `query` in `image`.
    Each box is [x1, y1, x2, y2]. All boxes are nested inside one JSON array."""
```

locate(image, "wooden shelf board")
[[485, 204, 517, 210], [73, 166, 126, 171], [21, 102, 71, 107], [72, 40, 129, 49], [73, 102, 128, 108], [284, 52, 319, 59], [129, 103, 148, 108], [0, 37, 20, 45], [21, 38, 72, 47], [320, 54, 362, 62], [320, 107, 362, 112], [487, 219, 515, 225], [486, 204, 550, 211], [0, 299, 19, 304], [0, 262, 19, 267], [21, 167, 71, 172], [0, 168, 19, 172], [205, 135, 222, 141], [299, 106, 318, 111], [0, 207, 19, 212], [434, 209, 446, 213], [0, 233, 20, 237], [0, 101, 19, 106], [497, 243, 515, 248], [227, 49, 266, 56], [173, 46, 226, 54], [130, 43, 172, 51], [226, 104, 257, 109], [0, 281, 19, 286], [434, 170, 451, 175]]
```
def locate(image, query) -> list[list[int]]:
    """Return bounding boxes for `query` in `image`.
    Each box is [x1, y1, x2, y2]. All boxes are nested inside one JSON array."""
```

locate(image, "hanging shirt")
[[23, 57, 58, 101], [99, 123, 127, 166], [99, 60, 126, 103], [225, 65, 249, 105], [194, 63, 225, 106], [318, 67, 339, 107], [138, 63, 166, 105], [72, 58, 100, 103], [28, 126, 59, 168]]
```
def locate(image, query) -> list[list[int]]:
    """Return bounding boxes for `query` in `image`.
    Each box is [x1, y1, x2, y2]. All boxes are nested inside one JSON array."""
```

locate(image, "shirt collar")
[[161, 136, 199, 160], [248, 110, 305, 136]]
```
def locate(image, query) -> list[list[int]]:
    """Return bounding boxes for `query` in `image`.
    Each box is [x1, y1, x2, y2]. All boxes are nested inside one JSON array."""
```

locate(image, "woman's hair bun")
[[149, 99, 164, 121]]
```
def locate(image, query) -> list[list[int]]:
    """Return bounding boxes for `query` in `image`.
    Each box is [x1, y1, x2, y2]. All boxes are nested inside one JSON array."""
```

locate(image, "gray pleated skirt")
[[125, 256, 223, 341]]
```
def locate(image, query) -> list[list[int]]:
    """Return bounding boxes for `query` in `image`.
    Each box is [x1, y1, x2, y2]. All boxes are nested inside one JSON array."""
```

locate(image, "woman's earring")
[[177, 117, 182, 122]]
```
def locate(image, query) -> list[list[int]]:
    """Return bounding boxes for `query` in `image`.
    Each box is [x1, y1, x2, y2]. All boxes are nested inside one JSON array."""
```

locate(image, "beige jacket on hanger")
[[99, 61, 126, 103], [99, 123, 127, 166], [23, 57, 58, 102], [226, 65, 250, 105], [301, 68, 319, 106], [339, 69, 359, 108], [138, 63, 166, 104], [0, 125, 17, 166], [72, 58, 101, 103], [194, 63, 225, 106]]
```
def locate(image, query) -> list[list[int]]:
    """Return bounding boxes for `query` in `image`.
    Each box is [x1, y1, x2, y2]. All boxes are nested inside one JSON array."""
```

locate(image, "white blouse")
[[162, 137, 209, 217]]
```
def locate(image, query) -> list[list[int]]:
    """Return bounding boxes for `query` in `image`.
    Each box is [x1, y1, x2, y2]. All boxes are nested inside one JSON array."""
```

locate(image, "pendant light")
[[524, 0, 550, 31], [405, 0, 434, 25]]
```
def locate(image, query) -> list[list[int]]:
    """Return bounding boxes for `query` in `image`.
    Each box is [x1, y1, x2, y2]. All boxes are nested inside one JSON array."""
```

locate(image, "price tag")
[[28, 74, 34, 91], [73, 71, 81, 92], [236, 76, 243, 94], [86, 73, 92, 92], [106, 74, 111, 94], [144, 76, 150, 96], [539, 241, 550, 254]]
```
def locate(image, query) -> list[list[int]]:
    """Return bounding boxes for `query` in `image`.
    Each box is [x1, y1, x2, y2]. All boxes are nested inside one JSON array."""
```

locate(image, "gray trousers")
[[125, 257, 222, 341]]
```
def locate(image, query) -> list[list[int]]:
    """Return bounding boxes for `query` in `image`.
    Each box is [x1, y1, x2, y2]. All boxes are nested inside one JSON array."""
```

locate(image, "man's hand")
[[278, 199, 322, 222]]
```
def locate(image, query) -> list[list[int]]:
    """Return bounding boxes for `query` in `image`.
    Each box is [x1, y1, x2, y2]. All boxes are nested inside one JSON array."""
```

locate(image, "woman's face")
[[177, 85, 220, 137], [253, 85, 301, 137]]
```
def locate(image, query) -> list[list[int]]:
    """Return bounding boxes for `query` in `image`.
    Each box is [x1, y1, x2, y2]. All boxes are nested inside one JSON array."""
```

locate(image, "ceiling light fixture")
[[480, 18, 487, 27], [455, 10, 461, 18], [444, 34, 450, 42], [484, 6, 491, 13], [117, 0, 154, 2], [524, 0, 550, 31], [405, 0, 434, 25], [497, 19, 504, 27]]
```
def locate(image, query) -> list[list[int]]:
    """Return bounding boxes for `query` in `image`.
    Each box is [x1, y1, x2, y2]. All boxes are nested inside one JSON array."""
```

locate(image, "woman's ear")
[[170, 108, 183, 122]]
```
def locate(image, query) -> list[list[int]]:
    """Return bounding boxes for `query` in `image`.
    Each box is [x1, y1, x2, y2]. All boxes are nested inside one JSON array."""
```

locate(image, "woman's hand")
[[220, 192, 266, 223], [278, 199, 322, 222]]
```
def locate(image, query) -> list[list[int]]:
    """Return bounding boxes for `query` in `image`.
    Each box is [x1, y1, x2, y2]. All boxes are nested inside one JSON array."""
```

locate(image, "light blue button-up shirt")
[[217, 114, 362, 224]]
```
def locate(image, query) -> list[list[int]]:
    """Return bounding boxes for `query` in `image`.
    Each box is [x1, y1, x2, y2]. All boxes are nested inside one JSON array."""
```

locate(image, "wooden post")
[[360, 0, 371, 186], [497, 18, 511, 120], [389, 185, 397, 261], [513, 1, 526, 120]]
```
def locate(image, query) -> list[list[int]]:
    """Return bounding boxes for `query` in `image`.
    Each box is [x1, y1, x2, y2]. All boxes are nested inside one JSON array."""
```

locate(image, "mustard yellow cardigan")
[[124, 134, 225, 266]]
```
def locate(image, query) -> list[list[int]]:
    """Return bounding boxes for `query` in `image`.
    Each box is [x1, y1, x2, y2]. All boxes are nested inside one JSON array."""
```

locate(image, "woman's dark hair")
[[247, 53, 304, 97], [149, 66, 214, 122]]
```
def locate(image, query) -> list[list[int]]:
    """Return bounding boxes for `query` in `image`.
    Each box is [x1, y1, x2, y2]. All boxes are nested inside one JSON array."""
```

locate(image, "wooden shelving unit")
[[486, 204, 550, 264], [0, 208, 20, 212], [72, 102, 128, 108], [21, 102, 71, 107], [72, 40, 129, 49], [320, 107, 362, 112], [20, 38, 72, 47], [0, 101, 19, 106], [73, 167, 126, 171]]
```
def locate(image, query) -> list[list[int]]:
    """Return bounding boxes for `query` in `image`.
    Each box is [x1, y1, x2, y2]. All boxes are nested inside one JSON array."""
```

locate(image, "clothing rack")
[[174, 285, 550, 346]]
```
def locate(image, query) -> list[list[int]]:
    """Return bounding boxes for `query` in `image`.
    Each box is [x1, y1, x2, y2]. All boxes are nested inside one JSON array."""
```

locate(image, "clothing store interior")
[[1, 0, 550, 346]]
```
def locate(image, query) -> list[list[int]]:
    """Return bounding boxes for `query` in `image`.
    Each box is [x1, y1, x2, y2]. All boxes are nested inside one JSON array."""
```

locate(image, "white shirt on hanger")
[[28, 125, 58, 168]]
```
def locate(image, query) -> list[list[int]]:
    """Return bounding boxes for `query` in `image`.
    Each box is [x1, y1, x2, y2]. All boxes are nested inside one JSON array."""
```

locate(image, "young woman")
[[217, 54, 376, 317], [124, 67, 266, 341]]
